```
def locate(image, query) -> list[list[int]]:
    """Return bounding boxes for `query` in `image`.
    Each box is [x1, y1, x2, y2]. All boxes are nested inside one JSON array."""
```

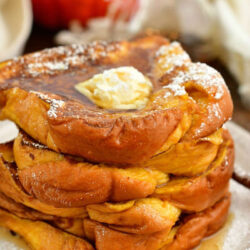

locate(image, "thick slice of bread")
[[0, 35, 233, 164]]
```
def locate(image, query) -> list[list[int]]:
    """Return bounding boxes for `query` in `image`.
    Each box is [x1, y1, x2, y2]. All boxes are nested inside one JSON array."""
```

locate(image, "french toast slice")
[[86, 198, 180, 235], [0, 128, 233, 212], [0, 191, 54, 221], [0, 194, 230, 250], [0, 209, 94, 250], [0, 35, 233, 164], [83, 195, 230, 250], [0, 156, 88, 218], [13, 131, 168, 207], [153, 129, 234, 212]]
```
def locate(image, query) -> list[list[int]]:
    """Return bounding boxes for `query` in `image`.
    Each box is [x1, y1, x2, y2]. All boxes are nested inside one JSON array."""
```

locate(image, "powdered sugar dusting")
[[27, 62, 68, 77], [188, 63, 225, 99], [7, 41, 119, 78], [30, 91, 65, 118], [212, 103, 222, 119], [156, 42, 190, 74], [155, 42, 226, 100], [22, 134, 48, 150], [163, 80, 186, 98], [195, 122, 206, 136], [47, 101, 64, 118], [169, 63, 225, 100]]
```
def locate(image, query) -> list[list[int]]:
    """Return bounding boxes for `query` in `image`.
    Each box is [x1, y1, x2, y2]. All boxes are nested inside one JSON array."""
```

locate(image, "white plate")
[[0, 121, 249, 250]]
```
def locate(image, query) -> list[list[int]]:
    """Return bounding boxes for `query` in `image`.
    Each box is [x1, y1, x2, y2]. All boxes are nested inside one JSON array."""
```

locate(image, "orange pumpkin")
[[31, 0, 139, 29]]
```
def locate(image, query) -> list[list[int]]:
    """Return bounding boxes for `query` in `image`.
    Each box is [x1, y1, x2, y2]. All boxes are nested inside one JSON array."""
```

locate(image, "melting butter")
[[75, 66, 152, 110]]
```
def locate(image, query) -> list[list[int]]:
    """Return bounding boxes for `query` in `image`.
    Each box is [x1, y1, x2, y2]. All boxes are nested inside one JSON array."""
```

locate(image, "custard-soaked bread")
[[11, 129, 232, 211], [0, 195, 231, 250], [0, 190, 87, 237], [83, 195, 230, 250], [153, 129, 234, 211], [144, 128, 223, 176], [10, 129, 222, 208], [0, 136, 233, 248], [0, 157, 88, 218], [0, 209, 94, 250], [13, 131, 168, 207], [0, 191, 54, 221], [0, 35, 233, 164], [86, 198, 180, 235], [0, 129, 233, 215], [0, 142, 14, 162], [52, 218, 86, 238]]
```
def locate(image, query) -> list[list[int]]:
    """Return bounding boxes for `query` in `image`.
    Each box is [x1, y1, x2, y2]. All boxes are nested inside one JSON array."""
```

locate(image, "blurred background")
[[0, 0, 249, 131]]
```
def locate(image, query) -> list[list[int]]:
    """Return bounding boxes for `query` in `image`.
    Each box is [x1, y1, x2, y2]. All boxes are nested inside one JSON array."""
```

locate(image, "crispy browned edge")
[[83, 195, 231, 250], [10, 129, 233, 210], [0, 35, 233, 164], [153, 129, 234, 212], [0, 194, 230, 250]]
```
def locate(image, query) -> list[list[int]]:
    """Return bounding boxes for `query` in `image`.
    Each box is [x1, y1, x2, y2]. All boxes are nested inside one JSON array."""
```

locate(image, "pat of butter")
[[75, 66, 153, 110]]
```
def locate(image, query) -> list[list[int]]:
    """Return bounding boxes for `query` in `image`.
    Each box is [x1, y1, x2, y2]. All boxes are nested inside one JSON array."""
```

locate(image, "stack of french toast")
[[0, 35, 234, 250]]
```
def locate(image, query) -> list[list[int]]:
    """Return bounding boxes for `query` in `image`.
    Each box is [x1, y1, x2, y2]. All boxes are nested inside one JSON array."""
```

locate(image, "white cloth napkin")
[[0, 0, 32, 61]]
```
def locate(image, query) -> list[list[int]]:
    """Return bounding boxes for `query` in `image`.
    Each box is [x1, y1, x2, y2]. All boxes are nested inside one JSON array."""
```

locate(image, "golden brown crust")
[[52, 218, 86, 238], [164, 194, 231, 250], [17, 161, 161, 207], [0, 190, 86, 237], [0, 142, 14, 162], [83, 195, 230, 250], [11, 129, 232, 210], [0, 157, 88, 218], [144, 128, 222, 177], [153, 130, 234, 212], [13, 131, 167, 207], [0, 191, 54, 221], [0, 35, 233, 164], [0, 194, 231, 250], [84, 219, 172, 250], [0, 209, 94, 250], [86, 198, 180, 235]]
